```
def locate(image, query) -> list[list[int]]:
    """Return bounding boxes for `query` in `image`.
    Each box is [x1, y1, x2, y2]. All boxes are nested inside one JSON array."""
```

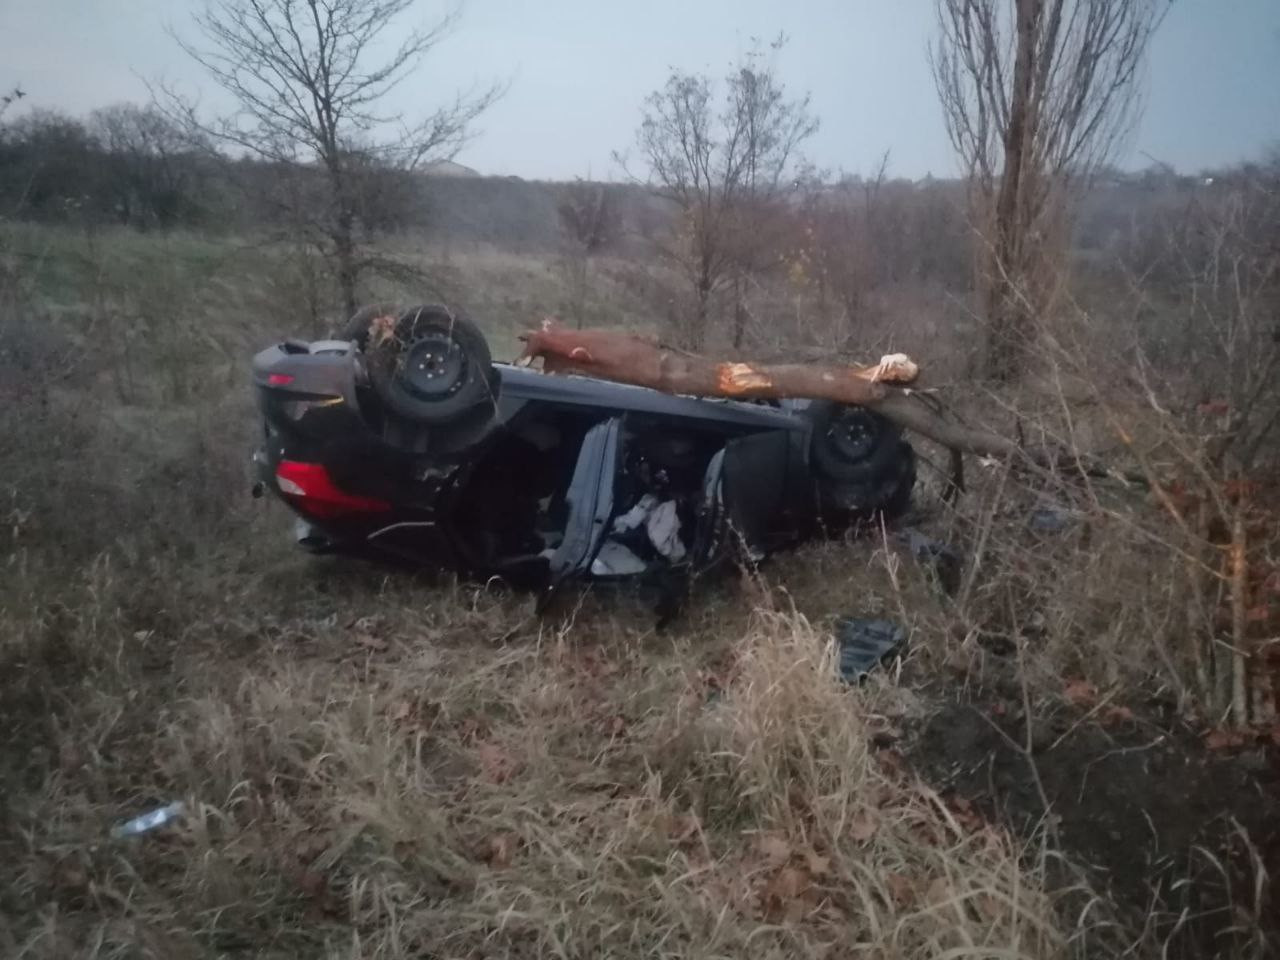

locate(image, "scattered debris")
[[894, 528, 962, 595], [1029, 503, 1073, 533], [833, 618, 907, 683], [111, 801, 186, 838]]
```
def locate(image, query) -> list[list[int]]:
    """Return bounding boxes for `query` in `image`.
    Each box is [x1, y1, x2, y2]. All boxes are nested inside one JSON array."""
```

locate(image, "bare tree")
[[802, 157, 891, 343], [167, 0, 501, 314], [722, 42, 819, 347], [627, 40, 816, 350], [932, 0, 1163, 380], [556, 178, 619, 328]]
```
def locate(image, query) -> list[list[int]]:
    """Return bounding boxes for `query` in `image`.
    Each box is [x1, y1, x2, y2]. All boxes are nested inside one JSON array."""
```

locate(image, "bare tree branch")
[[931, 0, 1163, 381], [161, 0, 503, 314], [623, 38, 817, 350]]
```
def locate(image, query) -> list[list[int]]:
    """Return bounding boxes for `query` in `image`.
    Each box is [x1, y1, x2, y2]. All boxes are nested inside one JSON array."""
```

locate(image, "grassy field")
[[1, 224, 1275, 959]]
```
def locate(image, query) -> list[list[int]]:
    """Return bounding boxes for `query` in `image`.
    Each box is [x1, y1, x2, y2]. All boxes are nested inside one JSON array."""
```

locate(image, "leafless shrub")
[[625, 37, 817, 349], [934, 160, 1280, 730], [785, 170, 973, 362], [556, 178, 621, 327], [1107, 170, 1280, 727]]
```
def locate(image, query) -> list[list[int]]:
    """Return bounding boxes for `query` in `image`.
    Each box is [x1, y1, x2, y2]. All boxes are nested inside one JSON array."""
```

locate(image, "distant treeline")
[[0, 104, 663, 252], [0, 102, 1258, 263]]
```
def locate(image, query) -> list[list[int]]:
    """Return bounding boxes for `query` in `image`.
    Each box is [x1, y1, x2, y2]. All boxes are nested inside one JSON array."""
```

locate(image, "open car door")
[[537, 417, 623, 610], [691, 429, 799, 570]]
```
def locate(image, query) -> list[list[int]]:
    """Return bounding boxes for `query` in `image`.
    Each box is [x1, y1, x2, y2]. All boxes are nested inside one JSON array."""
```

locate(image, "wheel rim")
[[399, 333, 467, 400], [826, 410, 877, 462]]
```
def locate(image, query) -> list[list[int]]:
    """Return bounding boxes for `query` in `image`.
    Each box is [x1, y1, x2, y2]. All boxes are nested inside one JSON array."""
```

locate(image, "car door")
[[721, 429, 793, 558], [538, 416, 623, 609], [691, 428, 797, 570]]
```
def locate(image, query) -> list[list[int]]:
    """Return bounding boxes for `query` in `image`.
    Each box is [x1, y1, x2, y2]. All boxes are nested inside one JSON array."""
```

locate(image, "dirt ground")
[[908, 675, 1280, 959]]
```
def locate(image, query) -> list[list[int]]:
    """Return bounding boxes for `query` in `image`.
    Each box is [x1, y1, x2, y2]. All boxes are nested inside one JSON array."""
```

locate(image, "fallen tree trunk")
[[516, 323, 917, 405], [516, 321, 1021, 461]]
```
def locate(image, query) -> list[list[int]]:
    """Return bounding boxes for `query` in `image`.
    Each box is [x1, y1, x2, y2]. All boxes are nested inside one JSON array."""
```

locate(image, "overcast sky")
[[2, 0, 1277, 180]]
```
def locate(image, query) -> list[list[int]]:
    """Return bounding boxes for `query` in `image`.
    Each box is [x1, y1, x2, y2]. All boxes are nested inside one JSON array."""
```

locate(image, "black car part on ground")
[[834, 618, 907, 683], [251, 304, 918, 605]]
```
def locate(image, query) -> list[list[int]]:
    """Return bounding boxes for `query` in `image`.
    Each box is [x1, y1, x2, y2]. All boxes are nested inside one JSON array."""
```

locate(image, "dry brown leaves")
[[350, 615, 391, 653], [946, 794, 985, 833], [1063, 678, 1097, 707], [885, 871, 914, 907], [1101, 704, 1135, 726], [296, 868, 343, 919], [476, 741, 521, 783], [1204, 727, 1249, 751], [848, 809, 878, 843], [479, 832, 519, 868], [750, 832, 837, 922]]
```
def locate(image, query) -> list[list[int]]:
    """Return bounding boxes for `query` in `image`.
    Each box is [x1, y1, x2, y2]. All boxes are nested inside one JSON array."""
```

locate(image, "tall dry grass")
[[3, 218, 1275, 958], [4, 576, 1082, 959]]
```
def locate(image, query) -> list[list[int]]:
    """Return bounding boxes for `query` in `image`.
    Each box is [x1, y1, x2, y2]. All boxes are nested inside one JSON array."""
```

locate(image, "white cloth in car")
[[644, 499, 686, 562], [608, 494, 687, 563], [612, 494, 658, 534], [591, 540, 648, 576]]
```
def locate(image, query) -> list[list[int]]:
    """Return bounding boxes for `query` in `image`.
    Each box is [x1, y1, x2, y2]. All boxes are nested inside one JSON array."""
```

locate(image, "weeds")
[[1, 222, 1275, 958]]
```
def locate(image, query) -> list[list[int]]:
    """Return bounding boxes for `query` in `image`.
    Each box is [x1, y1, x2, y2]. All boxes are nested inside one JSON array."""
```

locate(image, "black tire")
[[808, 400, 905, 484], [819, 440, 916, 521], [363, 304, 496, 424]]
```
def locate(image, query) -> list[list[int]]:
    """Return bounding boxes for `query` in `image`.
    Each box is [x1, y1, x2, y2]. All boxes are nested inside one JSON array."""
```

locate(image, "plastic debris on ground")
[[1029, 504, 1073, 533], [894, 527, 962, 596], [834, 618, 907, 683], [111, 801, 186, 838]]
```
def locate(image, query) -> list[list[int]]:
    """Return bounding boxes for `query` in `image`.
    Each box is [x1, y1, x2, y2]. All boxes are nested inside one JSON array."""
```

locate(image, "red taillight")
[[267, 373, 295, 386], [274, 461, 391, 518]]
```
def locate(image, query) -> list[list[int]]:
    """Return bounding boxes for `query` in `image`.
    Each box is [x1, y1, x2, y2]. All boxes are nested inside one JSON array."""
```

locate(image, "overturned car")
[[251, 305, 916, 603]]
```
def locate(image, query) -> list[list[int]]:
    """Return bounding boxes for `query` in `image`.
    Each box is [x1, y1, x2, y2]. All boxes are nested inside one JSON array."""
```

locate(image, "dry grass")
[[3, 221, 1274, 959], [1, 556, 1077, 959]]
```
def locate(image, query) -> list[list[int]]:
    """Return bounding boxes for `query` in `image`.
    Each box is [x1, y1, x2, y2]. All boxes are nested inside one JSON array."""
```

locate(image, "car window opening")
[[448, 413, 724, 578]]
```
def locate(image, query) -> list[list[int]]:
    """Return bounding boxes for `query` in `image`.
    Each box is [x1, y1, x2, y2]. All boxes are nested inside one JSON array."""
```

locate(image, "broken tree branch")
[[516, 321, 915, 405], [517, 321, 1021, 459], [515, 321, 1149, 489]]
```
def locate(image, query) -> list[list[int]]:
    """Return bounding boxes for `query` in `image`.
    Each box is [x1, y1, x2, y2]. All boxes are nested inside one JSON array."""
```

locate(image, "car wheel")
[[808, 400, 906, 484], [818, 439, 916, 521], [364, 304, 497, 424]]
